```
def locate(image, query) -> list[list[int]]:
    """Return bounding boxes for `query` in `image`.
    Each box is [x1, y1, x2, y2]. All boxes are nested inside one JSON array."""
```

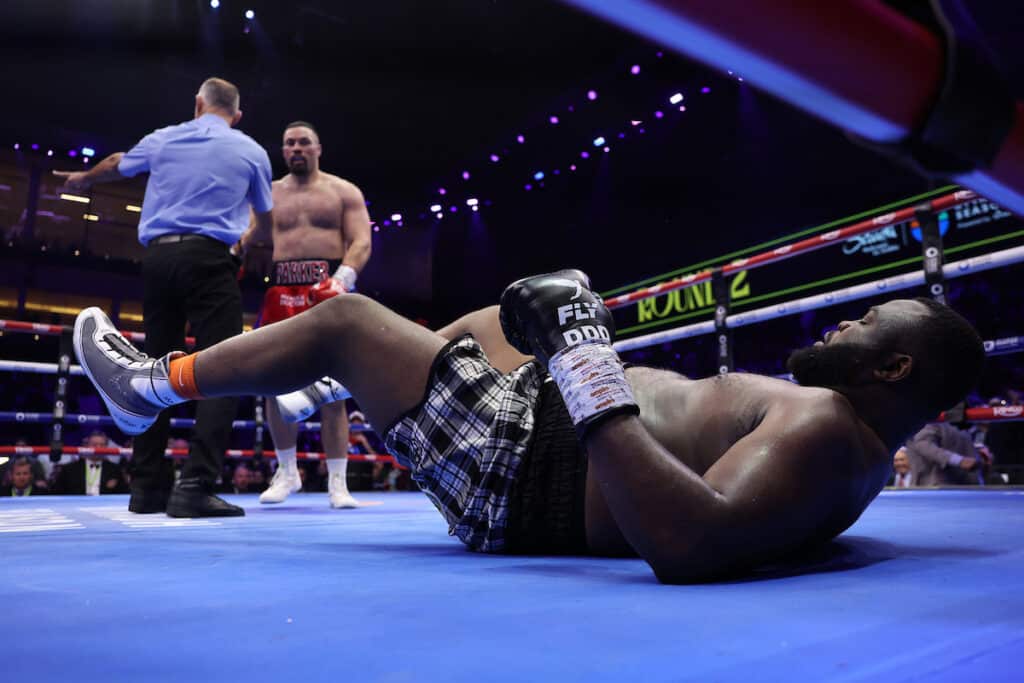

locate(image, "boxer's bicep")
[[695, 417, 853, 574]]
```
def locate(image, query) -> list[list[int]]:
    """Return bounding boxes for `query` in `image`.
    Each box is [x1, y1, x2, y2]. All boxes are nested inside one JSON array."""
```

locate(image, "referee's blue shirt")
[[118, 113, 274, 246]]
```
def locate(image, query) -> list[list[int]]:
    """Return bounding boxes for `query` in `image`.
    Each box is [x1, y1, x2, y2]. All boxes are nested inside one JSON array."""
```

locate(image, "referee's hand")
[[53, 169, 91, 193]]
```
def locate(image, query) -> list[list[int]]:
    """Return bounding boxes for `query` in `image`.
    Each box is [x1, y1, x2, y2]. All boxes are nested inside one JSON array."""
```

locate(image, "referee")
[[55, 77, 273, 517]]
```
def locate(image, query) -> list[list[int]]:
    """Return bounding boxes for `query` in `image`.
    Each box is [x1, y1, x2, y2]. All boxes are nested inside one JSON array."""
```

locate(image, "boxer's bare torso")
[[271, 173, 356, 262], [584, 367, 893, 561]]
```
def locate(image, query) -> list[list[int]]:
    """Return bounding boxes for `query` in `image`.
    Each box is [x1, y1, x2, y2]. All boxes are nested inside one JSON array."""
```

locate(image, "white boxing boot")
[[260, 448, 301, 504], [276, 377, 351, 424], [328, 458, 360, 509]]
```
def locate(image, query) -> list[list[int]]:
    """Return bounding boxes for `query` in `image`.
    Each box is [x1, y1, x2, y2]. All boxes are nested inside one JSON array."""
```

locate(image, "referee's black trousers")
[[131, 237, 242, 492]]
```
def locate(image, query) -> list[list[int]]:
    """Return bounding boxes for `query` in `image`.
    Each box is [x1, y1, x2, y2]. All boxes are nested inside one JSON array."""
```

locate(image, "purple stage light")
[[580, 151, 590, 159], [549, 115, 559, 125], [31, 144, 39, 150], [603, 146, 610, 153], [567, 105, 575, 112], [383, 219, 392, 227], [701, 86, 711, 94], [516, 134, 525, 144], [617, 132, 626, 139], [373, 225, 380, 232], [68, 149, 77, 157], [553, 169, 560, 175], [438, 187, 447, 195], [490, 154, 500, 162], [638, 128, 646, 134], [679, 105, 687, 112], [524, 184, 532, 191], [569, 164, 577, 171], [450, 206, 458, 213], [654, 110, 664, 119], [13, 143, 19, 150], [461, 171, 470, 180], [587, 90, 598, 101], [656, 51, 663, 58], [630, 64, 640, 75]]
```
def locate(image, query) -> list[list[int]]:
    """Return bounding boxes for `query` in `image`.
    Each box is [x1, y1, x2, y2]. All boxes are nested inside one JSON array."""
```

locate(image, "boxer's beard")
[[786, 342, 886, 388], [289, 158, 309, 176]]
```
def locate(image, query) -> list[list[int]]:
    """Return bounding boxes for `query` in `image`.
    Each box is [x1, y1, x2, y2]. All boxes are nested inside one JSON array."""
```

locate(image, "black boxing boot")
[[499, 269, 638, 437]]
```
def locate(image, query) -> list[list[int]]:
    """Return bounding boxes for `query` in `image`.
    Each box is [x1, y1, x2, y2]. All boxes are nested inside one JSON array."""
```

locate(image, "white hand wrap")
[[547, 341, 636, 430], [332, 264, 358, 292]]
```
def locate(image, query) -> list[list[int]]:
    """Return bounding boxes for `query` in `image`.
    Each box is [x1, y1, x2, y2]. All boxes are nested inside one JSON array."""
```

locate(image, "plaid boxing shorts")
[[383, 335, 548, 553]]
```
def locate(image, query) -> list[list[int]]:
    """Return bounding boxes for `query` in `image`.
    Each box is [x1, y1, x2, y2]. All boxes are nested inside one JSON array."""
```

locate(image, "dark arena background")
[[1, 2, 1023, 681]]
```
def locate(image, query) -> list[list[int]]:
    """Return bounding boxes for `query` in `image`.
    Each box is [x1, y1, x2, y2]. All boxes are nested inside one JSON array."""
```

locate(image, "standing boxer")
[[239, 121, 371, 508], [56, 77, 273, 517]]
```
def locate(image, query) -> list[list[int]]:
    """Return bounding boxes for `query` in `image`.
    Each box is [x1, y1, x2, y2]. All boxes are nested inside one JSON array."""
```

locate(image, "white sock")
[[275, 447, 298, 475], [327, 457, 349, 489]]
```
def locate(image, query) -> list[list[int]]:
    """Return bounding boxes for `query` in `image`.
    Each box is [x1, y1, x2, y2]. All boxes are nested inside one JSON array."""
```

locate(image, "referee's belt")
[[149, 233, 225, 247]]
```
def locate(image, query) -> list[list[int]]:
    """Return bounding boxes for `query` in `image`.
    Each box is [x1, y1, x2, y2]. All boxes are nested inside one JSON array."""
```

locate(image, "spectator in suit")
[[55, 431, 128, 495], [228, 464, 254, 494], [890, 448, 914, 488], [903, 422, 986, 486], [1, 457, 48, 497]]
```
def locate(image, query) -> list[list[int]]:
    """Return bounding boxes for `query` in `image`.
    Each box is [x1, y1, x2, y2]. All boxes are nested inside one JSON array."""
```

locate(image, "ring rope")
[[0, 411, 374, 433], [0, 445, 405, 468], [604, 190, 975, 310], [614, 243, 1024, 352], [0, 319, 194, 347]]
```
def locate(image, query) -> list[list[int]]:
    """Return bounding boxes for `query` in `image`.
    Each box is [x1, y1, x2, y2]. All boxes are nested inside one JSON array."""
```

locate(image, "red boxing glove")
[[307, 277, 346, 306]]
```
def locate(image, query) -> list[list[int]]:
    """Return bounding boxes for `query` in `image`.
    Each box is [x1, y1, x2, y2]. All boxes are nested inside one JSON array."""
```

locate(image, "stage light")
[[630, 65, 640, 75], [570, 164, 577, 171], [450, 206, 458, 213], [701, 86, 710, 93], [46, 150, 53, 157], [654, 110, 664, 119], [60, 194, 90, 204], [12, 143, 18, 150], [430, 204, 441, 213], [83, 213, 99, 222], [391, 213, 402, 222], [31, 144, 39, 150], [679, 105, 686, 112], [549, 116, 559, 125], [383, 219, 391, 227], [617, 132, 626, 139], [516, 135, 525, 144], [669, 93, 683, 104], [630, 120, 642, 126], [462, 171, 470, 180], [587, 90, 597, 101], [438, 187, 447, 195], [471, 205, 479, 212], [604, 146, 610, 153], [490, 154, 499, 162], [81, 147, 95, 157], [210, 0, 219, 7], [593, 136, 605, 147], [68, 150, 77, 157], [373, 225, 380, 232], [245, 9, 254, 19], [580, 151, 590, 159], [435, 212, 443, 219], [466, 198, 479, 207], [126, 205, 142, 213], [524, 184, 532, 191]]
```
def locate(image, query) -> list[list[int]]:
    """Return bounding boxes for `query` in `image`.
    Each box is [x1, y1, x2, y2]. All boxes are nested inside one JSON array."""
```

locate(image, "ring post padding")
[[711, 267, 732, 375], [253, 396, 265, 465], [916, 202, 947, 303], [49, 331, 73, 463]]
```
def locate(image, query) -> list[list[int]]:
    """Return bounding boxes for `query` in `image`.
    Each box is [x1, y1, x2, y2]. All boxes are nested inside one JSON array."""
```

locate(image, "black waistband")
[[148, 233, 225, 247], [271, 259, 342, 286], [504, 377, 589, 555]]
